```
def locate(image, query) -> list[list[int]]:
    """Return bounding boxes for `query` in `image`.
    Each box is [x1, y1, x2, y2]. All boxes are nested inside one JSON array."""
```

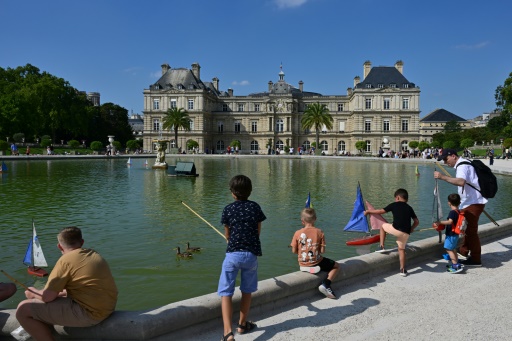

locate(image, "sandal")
[[237, 321, 257, 334], [221, 331, 235, 341]]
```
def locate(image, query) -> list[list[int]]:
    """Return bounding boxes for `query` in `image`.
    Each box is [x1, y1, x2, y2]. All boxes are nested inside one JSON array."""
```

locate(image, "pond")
[[1, 156, 510, 310]]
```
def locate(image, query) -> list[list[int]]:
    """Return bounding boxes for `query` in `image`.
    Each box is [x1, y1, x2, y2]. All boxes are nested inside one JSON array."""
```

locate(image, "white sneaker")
[[300, 266, 321, 274], [318, 284, 336, 299]]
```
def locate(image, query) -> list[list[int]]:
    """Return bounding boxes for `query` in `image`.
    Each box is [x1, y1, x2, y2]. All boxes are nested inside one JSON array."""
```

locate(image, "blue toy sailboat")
[[0, 161, 7, 172], [23, 220, 48, 277], [344, 182, 380, 246]]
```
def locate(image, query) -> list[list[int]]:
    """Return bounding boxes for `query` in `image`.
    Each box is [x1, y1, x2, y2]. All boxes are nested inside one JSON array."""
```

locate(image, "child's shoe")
[[399, 268, 408, 277], [447, 263, 464, 274], [318, 284, 336, 299]]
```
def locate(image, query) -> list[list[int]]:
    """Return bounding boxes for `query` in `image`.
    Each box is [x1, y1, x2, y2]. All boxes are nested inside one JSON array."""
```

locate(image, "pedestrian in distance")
[[218, 175, 266, 341], [433, 193, 464, 273], [435, 149, 487, 266], [364, 188, 419, 277], [16, 226, 118, 341], [290, 208, 340, 299]]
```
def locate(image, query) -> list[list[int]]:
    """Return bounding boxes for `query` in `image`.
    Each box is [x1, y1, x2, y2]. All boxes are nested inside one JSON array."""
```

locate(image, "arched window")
[[302, 141, 311, 151], [401, 140, 408, 151], [250, 141, 259, 152], [338, 141, 346, 152], [216, 140, 225, 153], [321, 140, 328, 151], [276, 119, 284, 132], [275, 140, 284, 151], [365, 140, 371, 153]]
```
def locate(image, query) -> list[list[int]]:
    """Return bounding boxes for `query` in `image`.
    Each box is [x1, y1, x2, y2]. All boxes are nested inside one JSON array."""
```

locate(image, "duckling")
[[174, 246, 193, 258], [186, 242, 202, 253]]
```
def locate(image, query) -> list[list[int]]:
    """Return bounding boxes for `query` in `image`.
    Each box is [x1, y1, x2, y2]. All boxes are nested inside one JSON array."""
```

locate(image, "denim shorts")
[[217, 251, 258, 296], [444, 235, 459, 251]]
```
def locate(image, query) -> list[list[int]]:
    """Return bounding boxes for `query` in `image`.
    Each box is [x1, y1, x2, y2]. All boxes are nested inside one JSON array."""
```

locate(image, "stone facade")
[[142, 60, 421, 155]]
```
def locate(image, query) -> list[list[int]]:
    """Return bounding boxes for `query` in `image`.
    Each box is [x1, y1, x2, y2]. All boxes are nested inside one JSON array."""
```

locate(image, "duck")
[[174, 246, 193, 258], [186, 242, 202, 253]]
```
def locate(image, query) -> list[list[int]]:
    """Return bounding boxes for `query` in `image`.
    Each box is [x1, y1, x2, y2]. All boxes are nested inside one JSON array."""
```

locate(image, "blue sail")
[[23, 239, 33, 266], [343, 183, 369, 233], [1, 161, 7, 172]]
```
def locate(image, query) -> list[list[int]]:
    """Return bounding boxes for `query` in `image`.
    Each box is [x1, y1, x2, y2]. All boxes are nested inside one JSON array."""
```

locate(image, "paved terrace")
[[1, 155, 511, 340]]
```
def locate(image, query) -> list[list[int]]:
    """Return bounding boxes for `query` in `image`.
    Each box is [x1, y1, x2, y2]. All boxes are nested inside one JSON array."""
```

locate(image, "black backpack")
[[456, 160, 498, 199]]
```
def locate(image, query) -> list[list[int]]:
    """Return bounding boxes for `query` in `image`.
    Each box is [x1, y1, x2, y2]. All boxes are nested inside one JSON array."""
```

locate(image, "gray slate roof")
[[356, 66, 416, 89], [421, 108, 467, 122], [150, 68, 221, 95]]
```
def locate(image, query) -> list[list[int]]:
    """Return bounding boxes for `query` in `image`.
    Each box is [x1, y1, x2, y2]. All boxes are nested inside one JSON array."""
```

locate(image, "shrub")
[[41, 139, 52, 148], [187, 139, 199, 150], [443, 141, 458, 149], [126, 140, 141, 151], [68, 140, 80, 149], [0, 140, 8, 151], [13, 133, 25, 143], [113, 141, 122, 151], [460, 138, 474, 149], [90, 141, 103, 151]]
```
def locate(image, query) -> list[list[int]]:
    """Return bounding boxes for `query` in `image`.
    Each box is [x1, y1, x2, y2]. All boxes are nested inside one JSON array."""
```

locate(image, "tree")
[[126, 140, 141, 151], [504, 138, 512, 149], [495, 72, 512, 114], [355, 141, 367, 153], [408, 141, 419, 150], [460, 138, 474, 148], [162, 107, 191, 149], [443, 120, 462, 133], [187, 139, 199, 151], [0, 140, 8, 152], [443, 141, 457, 149], [230, 140, 241, 148], [418, 141, 430, 151], [68, 140, 80, 149], [301, 102, 333, 155], [90, 141, 103, 151]]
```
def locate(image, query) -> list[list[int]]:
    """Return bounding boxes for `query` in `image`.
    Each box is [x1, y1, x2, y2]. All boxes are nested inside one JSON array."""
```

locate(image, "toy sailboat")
[[0, 161, 7, 172], [344, 183, 381, 246], [415, 165, 420, 176], [127, 157, 132, 166], [23, 221, 48, 277], [144, 159, 148, 168]]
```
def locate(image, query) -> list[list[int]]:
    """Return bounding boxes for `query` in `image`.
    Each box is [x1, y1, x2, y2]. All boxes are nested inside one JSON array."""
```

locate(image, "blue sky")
[[1, 0, 511, 119]]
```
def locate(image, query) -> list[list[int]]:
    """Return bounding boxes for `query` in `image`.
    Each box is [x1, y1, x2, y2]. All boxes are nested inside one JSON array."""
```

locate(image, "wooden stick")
[[181, 201, 227, 240], [1, 270, 42, 296], [435, 162, 499, 226]]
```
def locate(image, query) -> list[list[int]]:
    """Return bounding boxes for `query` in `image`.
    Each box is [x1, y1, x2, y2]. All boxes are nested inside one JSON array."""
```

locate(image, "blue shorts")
[[217, 251, 258, 296], [444, 235, 459, 251]]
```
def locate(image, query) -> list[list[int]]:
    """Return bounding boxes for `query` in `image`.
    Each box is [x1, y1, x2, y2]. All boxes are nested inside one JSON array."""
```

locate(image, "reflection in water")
[[0, 157, 510, 310]]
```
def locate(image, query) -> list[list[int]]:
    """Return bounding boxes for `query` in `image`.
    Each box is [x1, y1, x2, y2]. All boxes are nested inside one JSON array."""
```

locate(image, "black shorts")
[[318, 257, 336, 273]]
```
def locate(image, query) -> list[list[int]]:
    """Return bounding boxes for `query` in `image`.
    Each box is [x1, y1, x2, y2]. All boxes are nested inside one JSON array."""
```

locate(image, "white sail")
[[32, 222, 48, 267]]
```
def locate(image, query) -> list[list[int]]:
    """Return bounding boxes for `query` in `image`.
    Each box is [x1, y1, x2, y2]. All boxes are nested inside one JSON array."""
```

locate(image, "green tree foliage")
[[460, 138, 474, 148], [487, 112, 510, 134], [89, 103, 133, 146], [443, 120, 462, 133], [503, 138, 512, 149], [355, 140, 366, 153], [230, 140, 241, 148], [41, 139, 52, 148], [187, 139, 199, 150], [68, 140, 80, 149], [113, 141, 122, 151], [418, 141, 430, 151], [443, 141, 457, 149], [408, 141, 419, 150], [126, 140, 141, 151], [495, 72, 512, 114], [90, 141, 103, 151], [301, 102, 333, 155], [0, 140, 8, 151], [162, 107, 191, 149], [13, 133, 25, 142]]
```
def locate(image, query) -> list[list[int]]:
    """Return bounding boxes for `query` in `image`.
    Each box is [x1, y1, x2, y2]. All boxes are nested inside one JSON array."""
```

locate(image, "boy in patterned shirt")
[[218, 175, 266, 341], [291, 208, 340, 299]]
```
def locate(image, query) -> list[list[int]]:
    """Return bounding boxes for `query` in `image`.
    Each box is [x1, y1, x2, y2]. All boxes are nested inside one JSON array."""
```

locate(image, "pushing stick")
[[1, 270, 42, 296], [181, 201, 227, 240]]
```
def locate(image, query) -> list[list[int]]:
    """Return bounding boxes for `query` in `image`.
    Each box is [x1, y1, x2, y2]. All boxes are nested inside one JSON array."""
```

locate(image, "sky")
[[1, 0, 511, 120]]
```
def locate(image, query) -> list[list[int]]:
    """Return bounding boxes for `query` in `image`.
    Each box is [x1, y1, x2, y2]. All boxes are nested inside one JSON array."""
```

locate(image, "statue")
[[152, 141, 168, 169]]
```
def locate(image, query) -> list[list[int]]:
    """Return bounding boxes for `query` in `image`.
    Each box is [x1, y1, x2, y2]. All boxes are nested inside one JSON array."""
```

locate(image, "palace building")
[[142, 60, 421, 154]]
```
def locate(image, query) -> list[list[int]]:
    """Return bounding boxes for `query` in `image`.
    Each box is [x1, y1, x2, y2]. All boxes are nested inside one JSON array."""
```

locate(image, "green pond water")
[[1, 156, 510, 311]]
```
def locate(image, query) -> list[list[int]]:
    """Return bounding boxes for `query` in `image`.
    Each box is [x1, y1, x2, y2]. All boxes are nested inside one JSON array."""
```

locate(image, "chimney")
[[363, 61, 371, 79], [191, 62, 201, 79], [212, 77, 219, 91], [395, 60, 404, 74], [354, 76, 360, 88], [347, 87, 353, 96], [268, 81, 273, 92], [299, 80, 303, 92], [228, 88, 233, 97], [161, 63, 170, 75]]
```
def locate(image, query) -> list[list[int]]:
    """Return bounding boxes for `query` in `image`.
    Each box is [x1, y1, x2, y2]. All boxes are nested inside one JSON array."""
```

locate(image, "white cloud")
[[274, 0, 308, 9], [454, 41, 490, 50], [150, 71, 162, 78], [232, 80, 250, 86], [123, 67, 142, 76]]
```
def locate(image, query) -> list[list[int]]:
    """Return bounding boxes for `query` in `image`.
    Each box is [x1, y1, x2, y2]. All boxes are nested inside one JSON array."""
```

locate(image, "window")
[[338, 141, 346, 152], [254, 104, 260, 112], [402, 98, 409, 110], [378, 83, 384, 88], [269, 117, 273, 131], [339, 121, 346, 132], [337, 103, 344, 111], [365, 84, 372, 89], [403, 83, 409, 88], [321, 125, 327, 133], [276, 119, 284, 132], [170, 99, 177, 109], [251, 121, 258, 132], [189, 119, 194, 131], [238, 104, 244, 112], [222, 104, 228, 112], [286, 117, 291, 132], [275, 140, 284, 151], [234, 121, 241, 133], [402, 119, 409, 131], [216, 140, 225, 152], [217, 121, 224, 133], [321, 140, 328, 151], [401, 140, 408, 151], [153, 99, 160, 110], [383, 98, 390, 110], [365, 119, 371, 132], [170, 140, 176, 148], [390, 83, 396, 88], [365, 98, 372, 109], [383, 119, 390, 132], [302, 141, 311, 151], [153, 119, 160, 132], [250, 141, 259, 152], [188, 99, 194, 110], [365, 140, 371, 152]]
